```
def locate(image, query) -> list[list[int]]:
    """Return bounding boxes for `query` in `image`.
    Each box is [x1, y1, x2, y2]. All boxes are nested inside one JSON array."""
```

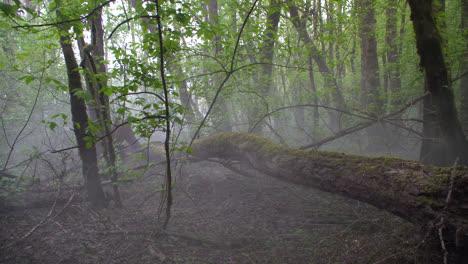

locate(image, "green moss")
[[404, 168, 414, 176], [418, 195, 442, 208], [433, 167, 451, 183]]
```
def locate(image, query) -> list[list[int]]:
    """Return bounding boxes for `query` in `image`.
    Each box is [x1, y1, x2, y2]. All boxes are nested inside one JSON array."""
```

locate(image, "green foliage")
[[0, 0, 465, 195]]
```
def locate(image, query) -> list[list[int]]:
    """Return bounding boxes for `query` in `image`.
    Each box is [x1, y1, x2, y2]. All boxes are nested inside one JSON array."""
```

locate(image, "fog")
[[1, 0, 467, 263]]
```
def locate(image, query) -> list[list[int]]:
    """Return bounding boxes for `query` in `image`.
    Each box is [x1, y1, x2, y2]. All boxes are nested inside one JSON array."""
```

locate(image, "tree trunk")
[[77, 37, 100, 122], [129, 0, 200, 130], [461, 0, 468, 136], [381, 2, 405, 153], [408, 0, 468, 166], [59, 34, 106, 209], [246, 0, 280, 133], [385, 1, 402, 105], [360, 0, 381, 109], [307, 53, 319, 134], [287, 2, 346, 131], [78, 7, 121, 206], [192, 132, 468, 263], [208, 0, 232, 133], [359, 0, 384, 154]]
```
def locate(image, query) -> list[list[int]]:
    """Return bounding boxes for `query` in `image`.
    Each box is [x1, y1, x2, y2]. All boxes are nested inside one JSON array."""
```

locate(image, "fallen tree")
[[191, 132, 468, 263]]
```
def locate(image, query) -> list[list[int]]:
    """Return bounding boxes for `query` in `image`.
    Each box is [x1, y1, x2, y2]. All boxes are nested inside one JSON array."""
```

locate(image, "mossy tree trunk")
[[192, 132, 468, 263]]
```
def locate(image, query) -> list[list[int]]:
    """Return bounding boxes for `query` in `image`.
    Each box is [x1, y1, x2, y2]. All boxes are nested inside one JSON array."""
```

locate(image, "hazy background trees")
[[0, 0, 467, 205]]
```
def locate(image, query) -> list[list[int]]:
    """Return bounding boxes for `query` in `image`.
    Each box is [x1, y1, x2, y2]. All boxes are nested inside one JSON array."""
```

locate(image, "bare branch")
[[3, 58, 45, 170], [189, 0, 259, 146]]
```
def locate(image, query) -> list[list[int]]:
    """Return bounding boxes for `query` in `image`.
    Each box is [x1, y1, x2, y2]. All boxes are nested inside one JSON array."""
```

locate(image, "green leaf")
[[175, 13, 190, 25], [85, 140, 93, 148], [19, 75, 35, 84], [186, 147, 194, 155], [41, 121, 58, 131], [103, 87, 113, 97], [56, 85, 68, 91], [0, 3, 17, 17]]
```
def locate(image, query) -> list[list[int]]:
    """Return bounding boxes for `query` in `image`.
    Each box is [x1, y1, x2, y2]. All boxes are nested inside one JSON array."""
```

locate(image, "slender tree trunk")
[[77, 38, 99, 120], [94, 15, 122, 205], [208, 0, 232, 133], [359, 0, 384, 154], [79, 7, 121, 206], [307, 53, 319, 134], [288, 2, 346, 131], [335, 4, 345, 86], [382, 0, 405, 151], [291, 76, 306, 138], [385, 2, 402, 104], [59, 34, 106, 209], [129, 0, 199, 130], [173, 64, 199, 125], [360, 0, 381, 110], [247, 0, 281, 133], [408, 0, 468, 166]]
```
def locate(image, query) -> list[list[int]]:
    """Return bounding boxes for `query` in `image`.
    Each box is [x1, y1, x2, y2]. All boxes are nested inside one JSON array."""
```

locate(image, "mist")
[[1, 0, 468, 263]]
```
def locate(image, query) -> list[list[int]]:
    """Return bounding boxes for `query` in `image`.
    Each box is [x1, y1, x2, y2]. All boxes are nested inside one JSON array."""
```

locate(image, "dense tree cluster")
[[0, 0, 467, 261]]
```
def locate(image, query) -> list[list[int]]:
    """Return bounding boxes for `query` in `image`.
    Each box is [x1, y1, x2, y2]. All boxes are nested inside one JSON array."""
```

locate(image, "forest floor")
[[1, 160, 422, 264]]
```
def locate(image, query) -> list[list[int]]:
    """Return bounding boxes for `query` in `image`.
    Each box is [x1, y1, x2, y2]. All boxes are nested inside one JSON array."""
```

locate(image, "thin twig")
[[299, 92, 429, 149], [50, 193, 76, 220], [108, 14, 159, 39], [0, 186, 72, 249], [249, 104, 373, 133], [114, 91, 165, 102], [3, 58, 46, 170], [230, 0, 259, 72], [154, 0, 173, 229], [438, 157, 459, 264]]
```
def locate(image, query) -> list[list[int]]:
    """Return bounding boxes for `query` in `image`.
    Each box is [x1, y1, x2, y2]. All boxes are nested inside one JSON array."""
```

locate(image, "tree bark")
[[243, 0, 281, 133], [461, 0, 468, 136], [77, 7, 121, 206], [307, 53, 319, 133], [359, 0, 385, 154], [360, 0, 382, 110], [408, 0, 468, 166], [59, 34, 106, 209], [380, 1, 406, 152], [207, 0, 232, 133], [287, 2, 346, 131], [192, 132, 468, 263], [248, 0, 281, 134], [90, 7, 121, 206], [385, 1, 402, 105]]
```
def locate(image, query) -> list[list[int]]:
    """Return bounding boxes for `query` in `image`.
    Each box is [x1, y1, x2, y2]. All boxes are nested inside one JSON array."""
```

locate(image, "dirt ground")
[[0, 160, 421, 263]]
